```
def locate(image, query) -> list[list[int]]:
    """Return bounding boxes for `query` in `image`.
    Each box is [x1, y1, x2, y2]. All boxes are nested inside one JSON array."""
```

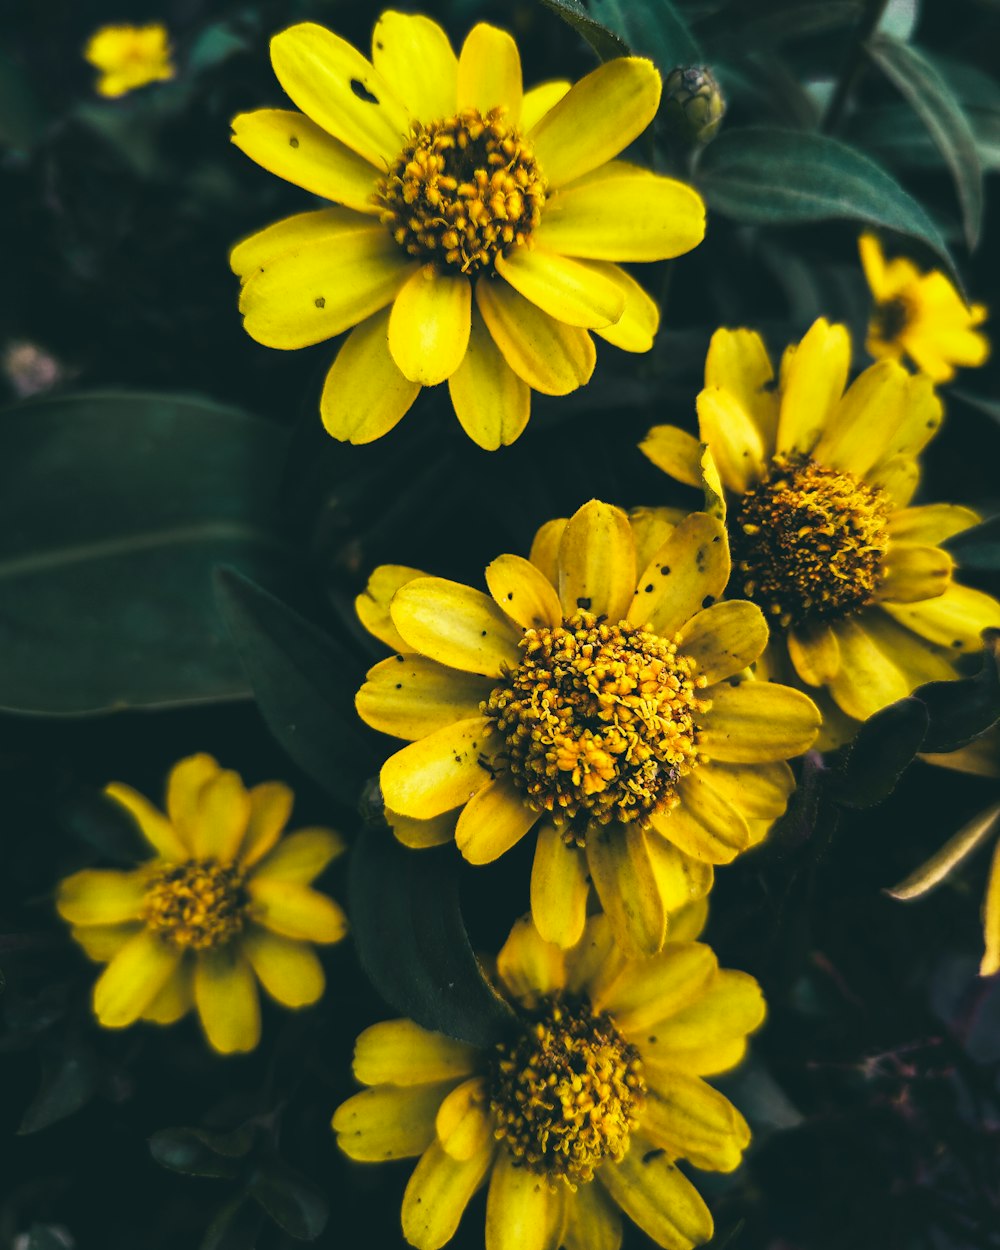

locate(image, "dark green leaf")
[[945, 517, 1000, 570], [18, 1051, 98, 1134], [537, 0, 630, 60], [866, 35, 983, 249], [200, 1199, 264, 1250], [249, 1162, 328, 1240], [216, 569, 375, 807], [0, 44, 44, 150], [829, 697, 929, 809], [56, 787, 148, 865], [349, 820, 516, 1047], [850, 104, 1000, 174], [723, 2, 862, 49], [952, 389, 1000, 427], [590, 0, 702, 70], [25, 1227, 72, 1250], [913, 634, 1000, 754], [149, 1127, 245, 1179], [696, 127, 955, 277], [0, 392, 290, 715]]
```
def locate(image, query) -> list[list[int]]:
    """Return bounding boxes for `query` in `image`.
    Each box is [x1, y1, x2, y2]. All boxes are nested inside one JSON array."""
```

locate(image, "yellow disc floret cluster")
[[484, 611, 707, 834], [375, 106, 546, 274], [732, 455, 892, 628], [489, 995, 646, 1186], [143, 860, 247, 951]]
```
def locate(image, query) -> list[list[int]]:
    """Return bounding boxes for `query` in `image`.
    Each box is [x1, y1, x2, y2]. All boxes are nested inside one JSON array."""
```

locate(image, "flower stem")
[[821, 0, 892, 133]]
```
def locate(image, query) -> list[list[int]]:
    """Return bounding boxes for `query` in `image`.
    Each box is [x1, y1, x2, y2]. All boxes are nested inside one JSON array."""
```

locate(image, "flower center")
[[374, 107, 546, 274], [731, 455, 892, 628], [490, 996, 646, 1186], [143, 859, 247, 950], [872, 296, 911, 341], [483, 611, 706, 837]]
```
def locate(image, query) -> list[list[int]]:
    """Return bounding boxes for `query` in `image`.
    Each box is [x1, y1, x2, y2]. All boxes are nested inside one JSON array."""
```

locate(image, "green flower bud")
[[663, 66, 726, 146]]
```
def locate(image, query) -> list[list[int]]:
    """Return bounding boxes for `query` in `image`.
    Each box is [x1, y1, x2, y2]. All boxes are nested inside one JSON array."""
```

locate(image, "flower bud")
[[663, 66, 726, 146]]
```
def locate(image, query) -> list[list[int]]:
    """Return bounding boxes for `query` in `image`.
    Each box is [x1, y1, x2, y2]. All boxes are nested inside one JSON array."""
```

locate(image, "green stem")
[[821, 0, 891, 134]]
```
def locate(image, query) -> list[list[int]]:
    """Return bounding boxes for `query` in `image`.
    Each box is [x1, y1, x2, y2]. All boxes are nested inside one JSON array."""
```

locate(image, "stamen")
[[143, 860, 247, 950], [872, 296, 911, 342]]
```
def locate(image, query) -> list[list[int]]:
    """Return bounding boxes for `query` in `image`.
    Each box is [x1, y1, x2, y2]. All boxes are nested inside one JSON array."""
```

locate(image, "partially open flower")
[[230, 13, 706, 449], [354, 499, 820, 954], [333, 912, 764, 1250], [84, 24, 175, 98], [56, 754, 346, 1053]]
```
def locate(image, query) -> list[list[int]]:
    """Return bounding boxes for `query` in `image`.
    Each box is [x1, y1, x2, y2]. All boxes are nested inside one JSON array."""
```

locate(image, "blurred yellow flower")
[[859, 233, 989, 382], [333, 911, 763, 1250], [84, 23, 175, 98], [230, 13, 706, 449], [641, 319, 1000, 743], [57, 754, 346, 1054], [354, 499, 819, 955]]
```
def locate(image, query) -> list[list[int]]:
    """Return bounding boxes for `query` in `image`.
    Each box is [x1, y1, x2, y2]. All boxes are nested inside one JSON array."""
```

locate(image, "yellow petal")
[[872, 371, 942, 466], [537, 169, 704, 261], [564, 913, 629, 1003], [457, 23, 522, 119], [877, 543, 953, 603], [142, 959, 194, 1024], [563, 1177, 623, 1250], [599, 1135, 714, 1250], [269, 22, 408, 167], [106, 780, 187, 861], [164, 753, 219, 849], [697, 386, 766, 494], [486, 553, 562, 630], [455, 775, 538, 865], [650, 1038, 748, 1079], [639, 424, 703, 488], [238, 781, 296, 870], [676, 600, 768, 685], [240, 230, 414, 350], [388, 807, 459, 849], [486, 1150, 555, 1250], [981, 838, 1000, 976], [247, 878, 348, 943], [380, 717, 496, 820], [356, 654, 493, 740], [57, 869, 147, 926], [354, 1020, 478, 1087], [230, 112, 378, 215], [630, 508, 686, 571], [642, 1071, 750, 1172], [859, 232, 890, 299], [187, 768, 251, 862], [93, 929, 181, 1028], [589, 262, 660, 352], [448, 305, 531, 449], [321, 307, 422, 444], [787, 620, 842, 686], [644, 969, 766, 1055], [71, 922, 141, 962], [496, 914, 566, 1002], [530, 518, 567, 585], [391, 577, 523, 676], [697, 761, 793, 820], [557, 499, 637, 622], [495, 247, 625, 328], [704, 327, 778, 448], [530, 822, 590, 949], [530, 59, 661, 188], [888, 503, 980, 545], [882, 582, 1000, 650], [388, 266, 472, 385], [811, 359, 909, 476], [586, 823, 666, 957], [863, 610, 956, 688], [194, 947, 261, 1054], [673, 771, 754, 863], [436, 1077, 492, 1161], [776, 318, 851, 457], [231, 209, 385, 282], [371, 11, 457, 120], [644, 837, 714, 914], [356, 563, 428, 651], [628, 512, 730, 636], [334, 1081, 454, 1161], [521, 80, 571, 131], [827, 617, 911, 720], [869, 454, 920, 506], [402, 1139, 494, 1250], [597, 940, 717, 1031], [242, 927, 325, 1007], [251, 826, 344, 884], [651, 802, 748, 866], [698, 680, 821, 762], [476, 279, 595, 395], [667, 897, 710, 943]]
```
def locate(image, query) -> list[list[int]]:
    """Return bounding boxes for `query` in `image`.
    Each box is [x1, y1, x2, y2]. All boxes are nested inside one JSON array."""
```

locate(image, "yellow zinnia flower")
[[354, 499, 820, 955], [333, 911, 763, 1250], [56, 754, 347, 1054], [84, 24, 175, 98], [641, 318, 1000, 743], [859, 233, 989, 382], [230, 13, 706, 449]]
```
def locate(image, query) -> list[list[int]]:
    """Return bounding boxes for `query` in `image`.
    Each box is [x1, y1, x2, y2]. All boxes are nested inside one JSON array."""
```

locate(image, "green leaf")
[[215, 569, 375, 807], [200, 1199, 264, 1250], [149, 1127, 247, 1179], [945, 517, 1000, 570], [866, 35, 983, 249], [56, 787, 148, 865], [249, 1162, 328, 1240], [722, 2, 862, 49], [912, 634, 1000, 754], [25, 1227, 72, 1250], [0, 392, 290, 715], [349, 819, 516, 1047], [0, 43, 44, 150], [828, 697, 929, 809], [696, 126, 955, 277], [18, 1051, 98, 1134], [537, 0, 630, 60], [590, 0, 702, 69]]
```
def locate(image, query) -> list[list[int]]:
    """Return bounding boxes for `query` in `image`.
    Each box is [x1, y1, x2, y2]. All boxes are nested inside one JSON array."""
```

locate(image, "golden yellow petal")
[[586, 823, 666, 957], [387, 808, 459, 849], [142, 958, 194, 1024], [71, 922, 141, 963], [676, 600, 768, 685], [334, 1081, 456, 1161], [642, 1070, 750, 1172], [242, 927, 325, 1007], [697, 386, 766, 494], [627, 512, 729, 637], [353, 1019, 478, 1087], [238, 781, 296, 870], [704, 326, 778, 449], [597, 940, 717, 1031], [810, 359, 909, 476], [106, 779, 188, 861], [827, 617, 912, 720], [698, 680, 821, 762], [599, 1134, 714, 1250], [639, 424, 703, 488], [557, 499, 637, 622], [391, 578, 523, 677], [388, 266, 472, 386], [485, 1150, 555, 1250], [564, 913, 629, 1002], [644, 836, 714, 914], [888, 503, 980, 545], [485, 553, 562, 630], [496, 914, 566, 1002], [371, 11, 457, 120], [775, 318, 851, 457], [356, 654, 494, 741], [402, 1139, 494, 1250], [521, 80, 571, 131], [250, 826, 344, 884], [529, 518, 568, 586], [247, 879, 348, 944], [877, 542, 953, 604], [495, 247, 625, 329], [448, 305, 531, 450], [476, 279, 596, 396], [186, 768, 251, 862], [643, 969, 766, 1055], [563, 1176, 623, 1250], [355, 563, 428, 652], [456, 22, 522, 119], [57, 869, 147, 926], [92, 930, 181, 1028], [787, 620, 842, 686], [530, 823, 590, 949], [590, 262, 660, 353], [455, 775, 538, 865], [696, 761, 794, 820], [436, 1077, 493, 1161], [321, 308, 422, 444], [380, 717, 496, 820], [980, 838, 1000, 976], [882, 582, 1000, 650]]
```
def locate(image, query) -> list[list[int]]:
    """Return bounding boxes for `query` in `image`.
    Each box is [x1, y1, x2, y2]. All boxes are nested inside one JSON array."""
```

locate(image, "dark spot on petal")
[[351, 78, 379, 103], [712, 534, 721, 543], [396, 654, 405, 662], [577, 597, 591, 610], [481, 630, 488, 637], [660, 565, 671, 576], [647, 1035, 657, 1044], [395, 683, 402, 690], [728, 675, 741, 686], [952, 639, 964, 648], [702, 595, 715, 608], [288, 135, 299, 148], [642, 1148, 665, 1165], [645, 583, 654, 593], [507, 592, 514, 600], [315, 296, 326, 308]]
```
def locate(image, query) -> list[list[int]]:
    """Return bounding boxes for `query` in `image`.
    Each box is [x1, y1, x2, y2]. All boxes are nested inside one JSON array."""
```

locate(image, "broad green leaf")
[[887, 799, 1000, 901], [946, 517, 1000, 571], [149, 1127, 246, 1179], [696, 126, 955, 278], [590, 0, 702, 70], [0, 392, 290, 715], [18, 1052, 98, 1134], [866, 34, 983, 249], [215, 569, 375, 808], [201, 1200, 264, 1250], [721, 2, 862, 49], [0, 43, 44, 150], [537, 0, 629, 60], [349, 820, 516, 1047], [829, 697, 929, 809], [851, 104, 1000, 174], [913, 634, 1000, 754], [250, 1162, 328, 1240], [877, 0, 919, 40]]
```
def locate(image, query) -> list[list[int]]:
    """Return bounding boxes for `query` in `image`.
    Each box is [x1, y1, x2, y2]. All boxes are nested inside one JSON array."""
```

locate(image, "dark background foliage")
[[2, 0, 1000, 1247]]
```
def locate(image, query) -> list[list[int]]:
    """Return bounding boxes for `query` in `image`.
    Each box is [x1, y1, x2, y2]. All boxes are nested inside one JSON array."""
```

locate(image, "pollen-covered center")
[[872, 296, 912, 341], [484, 611, 707, 835], [732, 454, 892, 628], [143, 860, 247, 951], [490, 995, 646, 1185], [374, 106, 546, 274]]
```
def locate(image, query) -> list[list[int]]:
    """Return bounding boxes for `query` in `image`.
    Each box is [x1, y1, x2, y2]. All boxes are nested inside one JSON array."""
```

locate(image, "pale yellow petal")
[[882, 582, 1000, 650], [187, 768, 251, 862], [356, 654, 493, 740], [486, 1150, 555, 1250], [888, 504, 980, 545], [388, 266, 472, 385], [869, 455, 920, 506], [71, 922, 141, 962], [672, 771, 752, 864], [247, 879, 348, 943], [811, 358, 909, 476], [448, 304, 531, 450], [93, 930, 181, 1028], [650, 803, 748, 866], [380, 717, 495, 820], [388, 808, 459, 849], [563, 1176, 622, 1250], [698, 680, 821, 762], [862, 610, 956, 687], [530, 822, 590, 949], [391, 577, 523, 676], [486, 553, 562, 630], [589, 262, 660, 352], [457, 23, 522, 119], [787, 620, 842, 686], [455, 775, 538, 865], [557, 499, 637, 622], [599, 1136, 714, 1250], [644, 969, 766, 1056], [521, 80, 571, 131], [667, 897, 710, 943], [106, 779, 188, 861], [827, 617, 911, 720], [163, 753, 220, 849], [57, 869, 147, 926], [871, 371, 942, 466], [697, 761, 793, 820], [530, 518, 567, 585], [704, 327, 778, 448], [238, 781, 296, 869], [250, 826, 344, 884], [877, 543, 953, 603], [356, 563, 428, 652], [476, 279, 596, 395], [696, 386, 766, 494], [586, 824, 666, 957], [629, 508, 686, 571], [859, 232, 890, 299], [242, 927, 325, 1007], [644, 837, 714, 914], [639, 424, 703, 488], [354, 1019, 478, 1087], [495, 247, 625, 328], [642, 1071, 750, 1172], [564, 913, 629, 1003], [627, 512, 729, 636], [597, 940, 717, 1031], [334, 1081, 455, 1161], [321, 307, 422, 444], [436, 1077, 492, 1161], [676, 600, 768, 684], [142, 959, 194, 1024], [776, 318, 851, 457], [371, 11, 457, 120], [402, 1139, 494, 1250], [496, 913, 566, 1002], [980, 838, 1000, 976]]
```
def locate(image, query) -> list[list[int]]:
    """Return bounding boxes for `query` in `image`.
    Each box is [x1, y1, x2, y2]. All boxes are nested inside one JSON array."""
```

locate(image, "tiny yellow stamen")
[[143, 860, 247, 951]]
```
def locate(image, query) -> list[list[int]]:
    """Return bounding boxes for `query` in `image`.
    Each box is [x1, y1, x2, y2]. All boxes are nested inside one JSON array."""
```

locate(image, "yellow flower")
[[641, 318, 1000, 743], [859, 233, 989, 382], [354, 499, 820, 955], [56, 754, 347, 1054], [229, 13, 706, 449], [84, 24, 175, 98], [333, 911, 763, 1250]]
